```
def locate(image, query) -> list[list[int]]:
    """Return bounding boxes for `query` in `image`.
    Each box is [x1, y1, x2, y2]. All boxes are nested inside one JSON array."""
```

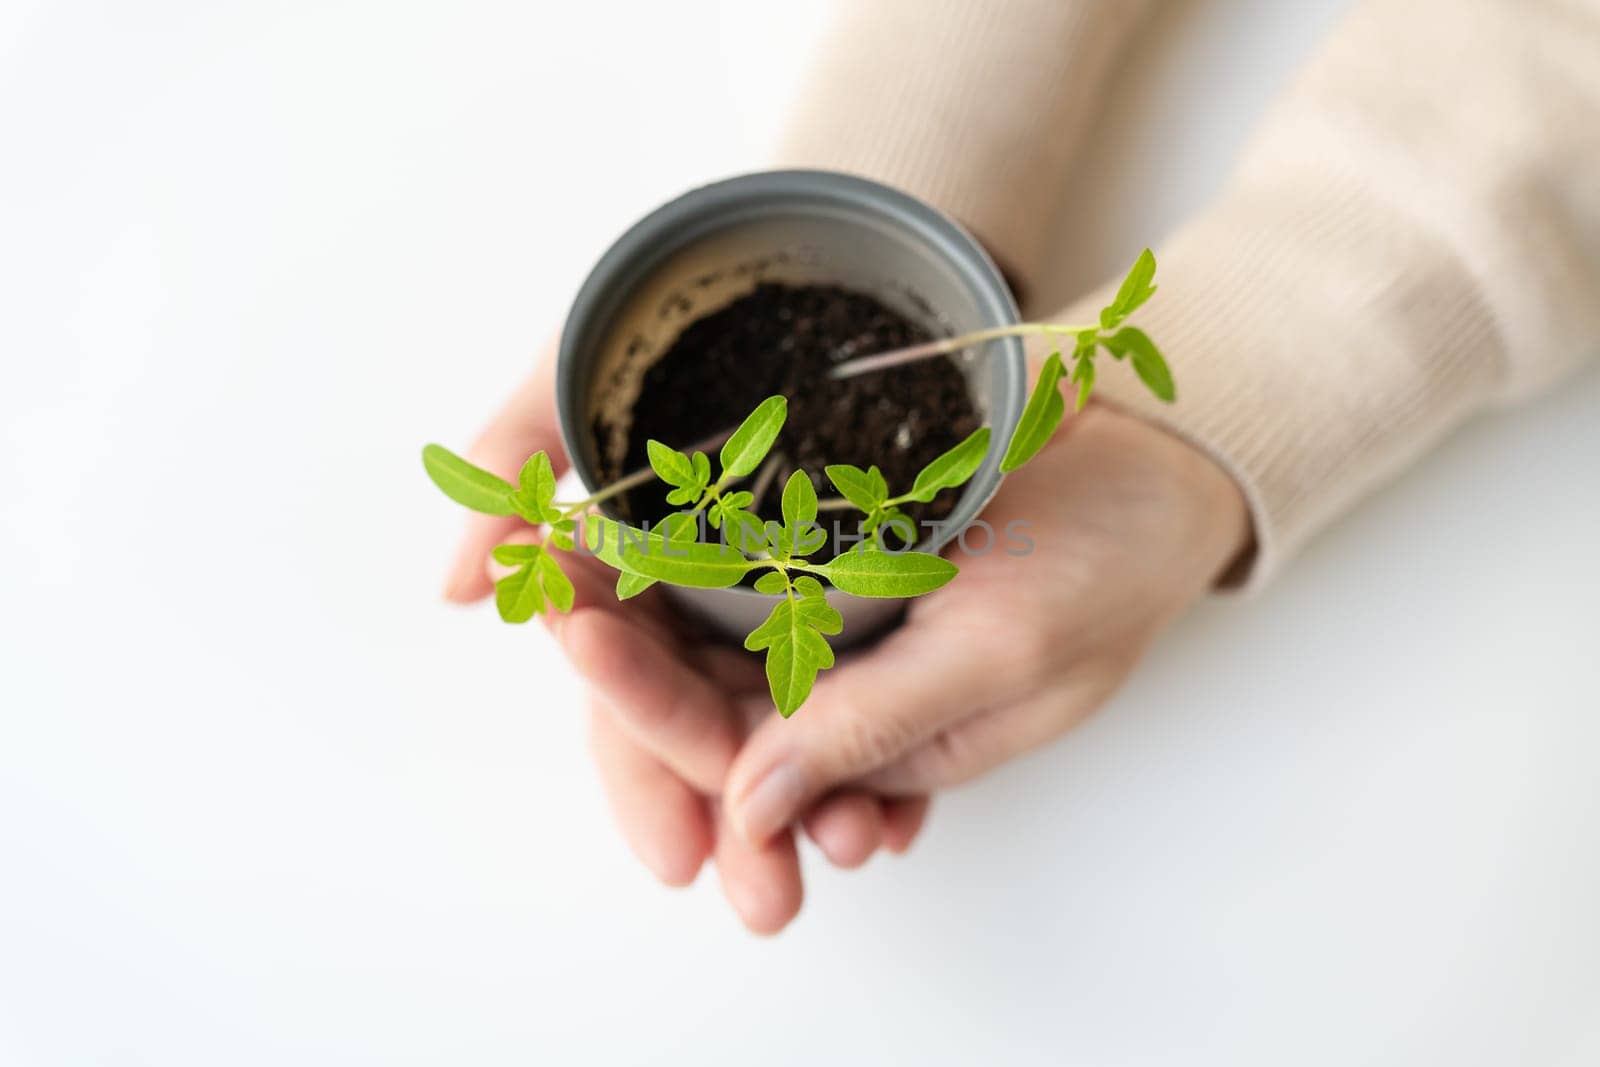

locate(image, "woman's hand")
[[443, 347, 930, 934], [443, 345, 1249, 934], [719, 402, 1249, 848]]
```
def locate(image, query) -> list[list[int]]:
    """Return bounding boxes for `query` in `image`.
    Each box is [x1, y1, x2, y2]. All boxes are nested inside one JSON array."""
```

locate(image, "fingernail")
[[734, 763, 806, 845]]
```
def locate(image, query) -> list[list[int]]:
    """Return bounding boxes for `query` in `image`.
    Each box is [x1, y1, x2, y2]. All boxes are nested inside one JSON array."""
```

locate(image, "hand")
[[443, 345, 930, 934], [718, 400, 1250, 848]]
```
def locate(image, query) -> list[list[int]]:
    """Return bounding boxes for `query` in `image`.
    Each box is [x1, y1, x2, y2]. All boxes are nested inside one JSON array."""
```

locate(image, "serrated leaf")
[[825, 464, 884, 513], [781, 470, 817, 527], [665, 485, 699, 506], [536, 552, 574, 613], [495, 563, 545, 622], [1100, 248, 1158, 330], [1000, 351, 1067, 473], [905, 426, 991, 503], [422, 444, 516, 516], [719, 396, 787, 478], [744, 596, 836, 717], [876, 506, 916, 547], [647, 440, 697, 489], [793, 523, 828, 557], [753, 571, 787, 595], [1071, 349, 1096, 411], [1102, 326, 1176, 402], [814, 549, 957, 598], [621, 538, 756, 589], [794, 592, 843, 634], [793, 575, 826, 599]]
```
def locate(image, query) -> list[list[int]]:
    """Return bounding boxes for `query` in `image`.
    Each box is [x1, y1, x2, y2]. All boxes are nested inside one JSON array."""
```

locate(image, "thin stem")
[[829, 321, 1097, 380], [749, 453, 785, 511], [555, 426, 737, 517], [815, 496, 856, 512]]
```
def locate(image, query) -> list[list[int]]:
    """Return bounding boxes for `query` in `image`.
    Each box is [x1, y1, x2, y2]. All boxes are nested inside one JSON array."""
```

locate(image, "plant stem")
[[555, 426, 736, 517], [829, 321, 1097, 380], [749, 453, 785, 510]]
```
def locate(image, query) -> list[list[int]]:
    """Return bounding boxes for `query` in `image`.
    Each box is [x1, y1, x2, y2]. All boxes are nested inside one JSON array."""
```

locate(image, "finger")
[[445, 347, 567, 602], [880, 795, 931, 854], [532, 545, 681, 647], [696, 644, 772, 699], [712, 801, 802, 936], [799, 790, 883, 870], [723, 618, 1031, 846], [860, 677, 1104, 794], [562, 607, 742, 795], [588, 697, 712, 888]]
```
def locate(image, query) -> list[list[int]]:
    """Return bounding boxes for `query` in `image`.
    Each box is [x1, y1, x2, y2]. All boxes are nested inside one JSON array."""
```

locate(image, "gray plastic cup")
[[557, 169, 1026, 645]]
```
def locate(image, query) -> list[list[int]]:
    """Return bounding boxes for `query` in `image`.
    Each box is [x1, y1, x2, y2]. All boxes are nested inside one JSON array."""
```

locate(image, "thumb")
[[722, 619, 1001, 846]]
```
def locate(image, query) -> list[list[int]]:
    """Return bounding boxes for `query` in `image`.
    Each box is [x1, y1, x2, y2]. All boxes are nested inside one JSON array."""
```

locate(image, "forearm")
[[1070, 0, 1600, 586], [775, 0, 1154, 299]]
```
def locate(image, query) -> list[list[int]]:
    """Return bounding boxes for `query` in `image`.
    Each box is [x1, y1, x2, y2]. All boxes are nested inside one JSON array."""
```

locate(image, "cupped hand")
[[719, 400, 1250, 848], [443, 345, 930, 934]]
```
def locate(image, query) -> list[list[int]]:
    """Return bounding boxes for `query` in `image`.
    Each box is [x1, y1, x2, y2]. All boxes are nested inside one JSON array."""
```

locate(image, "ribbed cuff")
[[1061, 175, 1505, 590], [774, 0, 1153, 300]]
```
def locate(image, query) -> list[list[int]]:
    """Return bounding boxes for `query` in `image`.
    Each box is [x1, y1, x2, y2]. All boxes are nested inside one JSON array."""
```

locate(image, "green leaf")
[[824, 464, 885, 513], [647, 440, 698, 489], [718, 395, 787, 479], [1103, 326, 1176, 402], [583, 513, 699, 599], [793, 575, 826, 599], [1070, 348, 1096, 411], [621, 538, 756, 589], [495, 563, 545, 622], [517, 452, 558, 515], [724, 508, 770, 554], [875, 506, 916, 547], [664, 485, 700, 506], [868, 466, 889, 503], [1000, 351, 1067, 473], [753, 571, 788, 595], [904, 426, 991, 503], [1100, 248, 1158, 330], [536, 552, 574, 613], [781, 470, 817, 527], [691, 451, 711, 487], [491, 543, 541, 565], [744, 595, 836, 717], [813, 549, 957, 598], [792, 579, 843, 634], [615, 572, 654, 600], [422, 444, 516, 516]]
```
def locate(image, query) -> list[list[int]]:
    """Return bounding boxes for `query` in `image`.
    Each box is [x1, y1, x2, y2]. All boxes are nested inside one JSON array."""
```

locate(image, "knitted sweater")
[[777, 0, 1600, 585]]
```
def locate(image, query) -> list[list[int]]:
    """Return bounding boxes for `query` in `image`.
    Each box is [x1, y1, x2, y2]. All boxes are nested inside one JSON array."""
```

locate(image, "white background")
[[3, 1, 1598, 1064]]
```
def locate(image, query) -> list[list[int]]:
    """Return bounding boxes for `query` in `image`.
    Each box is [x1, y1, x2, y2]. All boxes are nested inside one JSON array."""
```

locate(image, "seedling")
[[424, 250, 1174, 715]]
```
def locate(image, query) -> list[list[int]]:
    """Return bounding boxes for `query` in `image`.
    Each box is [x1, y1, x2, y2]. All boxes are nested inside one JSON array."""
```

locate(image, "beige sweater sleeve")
[[775, 0, 1154, 296], [780, 0, 1600, 587]]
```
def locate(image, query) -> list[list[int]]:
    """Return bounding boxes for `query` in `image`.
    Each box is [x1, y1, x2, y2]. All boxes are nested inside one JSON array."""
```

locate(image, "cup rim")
[[556, 168, 1026, 599]]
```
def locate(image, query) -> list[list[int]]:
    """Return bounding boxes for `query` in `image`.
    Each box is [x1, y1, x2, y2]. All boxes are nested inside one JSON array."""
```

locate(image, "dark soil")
[[598, 282, 981, 559]]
